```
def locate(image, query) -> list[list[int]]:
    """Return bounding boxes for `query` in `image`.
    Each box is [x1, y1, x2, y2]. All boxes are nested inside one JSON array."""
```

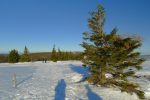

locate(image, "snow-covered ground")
[[0, 60, 150, 100]]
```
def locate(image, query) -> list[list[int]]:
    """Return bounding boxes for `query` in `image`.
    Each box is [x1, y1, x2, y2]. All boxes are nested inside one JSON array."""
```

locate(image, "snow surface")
[[0, 61, 150, 100]]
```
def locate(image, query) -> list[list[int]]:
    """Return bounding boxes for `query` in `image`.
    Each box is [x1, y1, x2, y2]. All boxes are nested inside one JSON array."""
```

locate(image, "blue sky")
[[0, 0, 150, 54]]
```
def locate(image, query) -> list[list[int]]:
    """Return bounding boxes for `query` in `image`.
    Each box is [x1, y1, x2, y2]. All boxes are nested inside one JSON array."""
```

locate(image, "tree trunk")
[[100, 65, 106, 85], [101, 70, 106, 84]]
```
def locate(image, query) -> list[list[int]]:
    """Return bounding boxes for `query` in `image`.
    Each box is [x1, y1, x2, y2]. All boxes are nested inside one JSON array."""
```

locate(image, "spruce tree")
[[51, 45, 57, 62], [24, 46, 29, 54], [58, 48, 62, 61], [61, 51, 65, 61], [20, 46, 31, 62], [81, 5, 145, 99], [8, 49, 20, 63]]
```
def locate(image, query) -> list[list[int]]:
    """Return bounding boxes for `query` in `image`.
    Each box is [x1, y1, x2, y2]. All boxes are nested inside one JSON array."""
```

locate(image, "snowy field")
[[0, 60, 150, 100]]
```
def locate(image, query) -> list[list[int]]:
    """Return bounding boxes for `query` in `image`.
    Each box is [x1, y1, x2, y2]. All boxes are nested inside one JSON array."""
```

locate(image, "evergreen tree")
[[8, 49, 20, 63], [58, 48, 62, 61], [51, 45, 57, 62], [61, 51, 65, 61], [81, 5, 145, 99], [20, 46, 31, 62], [64, 51, 69, 60], [24, 46, 29, 54], [69, 51, 73, 60]]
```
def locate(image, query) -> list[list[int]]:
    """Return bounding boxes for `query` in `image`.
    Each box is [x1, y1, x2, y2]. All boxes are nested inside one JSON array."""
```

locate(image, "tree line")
[[50, 45, 82, 62], [0, 46, 82, 63]]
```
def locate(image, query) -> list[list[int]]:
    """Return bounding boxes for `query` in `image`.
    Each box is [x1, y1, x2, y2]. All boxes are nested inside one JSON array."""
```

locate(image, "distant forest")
[[0, 52, 82, 63], [1, 52, 149, 63]]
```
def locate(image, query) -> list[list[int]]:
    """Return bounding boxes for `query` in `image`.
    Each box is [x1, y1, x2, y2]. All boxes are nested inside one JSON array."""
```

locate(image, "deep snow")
[[0, 61, 150, 100]]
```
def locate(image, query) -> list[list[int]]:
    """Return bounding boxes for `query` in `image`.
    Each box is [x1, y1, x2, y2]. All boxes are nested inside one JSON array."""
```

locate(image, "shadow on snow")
[[55, 79, 66, 100], [70, 64, 89, 76], [85, 85, 103, 100], [16, 75, 33, 87]]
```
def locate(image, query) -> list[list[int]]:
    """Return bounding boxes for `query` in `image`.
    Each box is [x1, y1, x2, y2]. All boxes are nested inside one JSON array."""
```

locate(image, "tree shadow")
[[16, 75, 33, 86], [70, 64, 89, 76], [55, 79, 66, 100], [85, 85, 103, 100]]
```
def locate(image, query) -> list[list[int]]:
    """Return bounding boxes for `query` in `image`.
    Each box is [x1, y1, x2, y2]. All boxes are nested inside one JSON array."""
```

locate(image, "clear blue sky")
[[0, 0, 150, 54]]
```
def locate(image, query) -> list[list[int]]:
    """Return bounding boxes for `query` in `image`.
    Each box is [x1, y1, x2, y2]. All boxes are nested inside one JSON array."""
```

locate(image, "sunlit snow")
[[0, 60, 150, 100]]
